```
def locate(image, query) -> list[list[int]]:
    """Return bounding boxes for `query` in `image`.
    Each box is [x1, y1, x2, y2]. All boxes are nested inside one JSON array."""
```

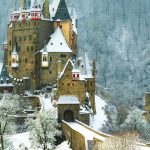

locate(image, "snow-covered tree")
[[0, 93, 21, 150], [121, 107, 150, 140], [27, 110, 57, 150]]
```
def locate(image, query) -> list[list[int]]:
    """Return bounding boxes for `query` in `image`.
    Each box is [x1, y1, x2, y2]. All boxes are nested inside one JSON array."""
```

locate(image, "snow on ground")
[[11, 132, 72, 150], [55, 141, 72, 150], [137, 146, 150, 150], [11, 132, 34, 150], [40, 93, 53, 110], [90, 95, 107, 130]]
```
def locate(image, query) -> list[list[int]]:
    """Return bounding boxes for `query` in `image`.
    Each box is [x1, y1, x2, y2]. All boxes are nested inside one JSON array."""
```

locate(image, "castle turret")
[[11, 43, 19, 68], [3, 40, 8, 66], [41, 44, 48, 68], [30, 7, 42, 20], [11, 10, 20, 22], [42, 0, 50, 19]]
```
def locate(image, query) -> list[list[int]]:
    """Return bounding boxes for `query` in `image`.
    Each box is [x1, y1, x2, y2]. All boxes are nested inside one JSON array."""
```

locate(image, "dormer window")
[[72, 72, 80, 80], [42, 53, 48, 68]]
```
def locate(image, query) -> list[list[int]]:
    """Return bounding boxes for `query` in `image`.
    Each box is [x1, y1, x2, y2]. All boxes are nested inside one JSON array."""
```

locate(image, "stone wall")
[[40, 52, 72, 86], [62, 120, 86, 150], [58, 104, 79, 122], [7, 20, 53, 91]]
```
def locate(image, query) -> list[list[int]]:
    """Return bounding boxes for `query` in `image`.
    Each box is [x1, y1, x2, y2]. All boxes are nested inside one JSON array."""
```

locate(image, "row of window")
[[13, 21, 40, 28], [42, 55, 66, 62], [18, 35, 32, 42]]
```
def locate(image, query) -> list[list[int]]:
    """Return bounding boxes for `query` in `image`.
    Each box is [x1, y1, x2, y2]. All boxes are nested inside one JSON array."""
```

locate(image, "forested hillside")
[[1, 0, 150, 112], [69, 0, 150, 108]]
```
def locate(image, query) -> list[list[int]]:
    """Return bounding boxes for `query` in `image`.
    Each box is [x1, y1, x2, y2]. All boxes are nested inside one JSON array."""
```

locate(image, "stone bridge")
[[62, 120, 110, 150]]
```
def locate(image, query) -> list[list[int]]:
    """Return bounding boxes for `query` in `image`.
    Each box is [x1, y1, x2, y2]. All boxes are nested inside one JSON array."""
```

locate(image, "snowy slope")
[[11, 132, 72, 150], [90, 95, 107, 130]]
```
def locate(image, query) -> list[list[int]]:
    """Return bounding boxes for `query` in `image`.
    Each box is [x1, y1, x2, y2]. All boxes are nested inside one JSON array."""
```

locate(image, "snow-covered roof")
[[30, 8, 41, 12], [78, 52, 93, 78], [58, 96, 80, 104], [68, 7, 78, 20], [3, 40, 7, 45], [11, 10, 21, 14], [59, 59, 74, 78], [12, 43, 18, 55], [72, 68, 80, 73], [41, 27, 72, 53], [49, 0, 60, 18]]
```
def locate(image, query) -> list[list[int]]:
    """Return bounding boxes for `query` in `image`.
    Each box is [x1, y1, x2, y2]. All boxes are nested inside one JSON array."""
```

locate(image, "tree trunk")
[[0, 122, 4, 150]]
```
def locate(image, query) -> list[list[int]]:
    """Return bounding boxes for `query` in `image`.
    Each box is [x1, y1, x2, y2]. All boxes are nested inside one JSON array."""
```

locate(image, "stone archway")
[[64, 110, 74, 122]]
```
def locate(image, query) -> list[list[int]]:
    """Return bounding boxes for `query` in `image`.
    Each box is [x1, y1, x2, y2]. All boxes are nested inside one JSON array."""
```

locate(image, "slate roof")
[[40, 27, 72, 53], [53, 0, 71, 20]]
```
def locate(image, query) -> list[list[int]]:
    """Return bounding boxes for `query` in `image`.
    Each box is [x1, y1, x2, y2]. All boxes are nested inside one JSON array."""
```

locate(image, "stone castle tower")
[[5, 0, 77, 92]]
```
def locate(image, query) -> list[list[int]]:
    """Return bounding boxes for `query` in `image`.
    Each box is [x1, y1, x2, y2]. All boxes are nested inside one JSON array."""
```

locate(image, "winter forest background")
[[0, 0, 150, 128]]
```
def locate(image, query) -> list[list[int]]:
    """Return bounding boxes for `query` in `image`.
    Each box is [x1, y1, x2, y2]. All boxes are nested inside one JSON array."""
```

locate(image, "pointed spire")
[[0, 63, 8, 78], [42, 0, 50, 19], [19, 0, 25, 9], [12, 42, 18, 55], [53, 0, 71, 20]]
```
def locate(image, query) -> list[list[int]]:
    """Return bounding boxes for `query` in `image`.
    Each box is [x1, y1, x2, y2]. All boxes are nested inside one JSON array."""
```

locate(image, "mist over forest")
[[1, 0, 150, 109]]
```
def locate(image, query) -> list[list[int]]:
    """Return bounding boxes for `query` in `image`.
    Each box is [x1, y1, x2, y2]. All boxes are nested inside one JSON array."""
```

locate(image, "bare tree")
[[92, 132, 140, 150]]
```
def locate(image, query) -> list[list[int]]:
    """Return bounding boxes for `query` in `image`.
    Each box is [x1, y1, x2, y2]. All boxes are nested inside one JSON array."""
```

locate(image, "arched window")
[[12, 57, 16, 63], [43, 55, 47, 61]]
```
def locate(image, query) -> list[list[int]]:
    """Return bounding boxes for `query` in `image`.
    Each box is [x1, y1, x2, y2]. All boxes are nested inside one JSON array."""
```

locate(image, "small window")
[[24, 36, 26, 41], [43, 56, 47, 61], [53, 8, 54, 11], [19, 59, 21, 63], [27, 46, 29, 52], [91, 82, 93, 86], [19, 36, 21, 41], [60, 42, 62, 45], [49, 71, 52, 74], [9, 50, 11, 55], [29, 35, 32, 41], [9, 61, 11, 66], [9, 40, 11, 46], [60, 54, 66, 58], [31, 46, 33, 51], [50, 57, 52, 62], [25, 58, 28, 63], [51, 43, 53, 45], [60, 25, 62, 28]]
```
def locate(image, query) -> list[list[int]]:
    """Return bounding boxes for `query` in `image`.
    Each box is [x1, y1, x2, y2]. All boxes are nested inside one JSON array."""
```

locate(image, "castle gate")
[[64, 110, 74, 122]]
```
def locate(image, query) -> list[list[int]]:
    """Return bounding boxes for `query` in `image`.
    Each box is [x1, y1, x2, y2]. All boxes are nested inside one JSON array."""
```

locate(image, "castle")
[[2, 0, 96, 122]]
